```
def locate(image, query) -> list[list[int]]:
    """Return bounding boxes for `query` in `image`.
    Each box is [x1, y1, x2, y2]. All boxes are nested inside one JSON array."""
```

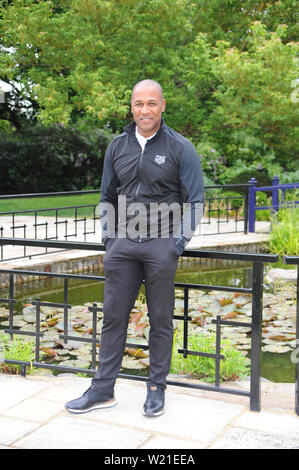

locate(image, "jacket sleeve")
[[99, 142, 119, 245], [174, 140, 204, 254]]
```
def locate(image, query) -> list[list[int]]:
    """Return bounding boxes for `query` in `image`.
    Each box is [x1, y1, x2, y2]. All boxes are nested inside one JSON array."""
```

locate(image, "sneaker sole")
[[65, 399, 117, 414], [143, 409, 165, 417]]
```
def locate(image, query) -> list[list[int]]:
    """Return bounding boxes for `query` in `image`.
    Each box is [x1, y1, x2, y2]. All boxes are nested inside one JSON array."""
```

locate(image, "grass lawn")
[[0, 192, 101, 219]]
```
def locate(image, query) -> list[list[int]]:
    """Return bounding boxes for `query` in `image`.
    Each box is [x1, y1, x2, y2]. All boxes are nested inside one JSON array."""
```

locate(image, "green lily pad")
[[0, 307, 9, 318], [22, 314, 36, 323], [62, 359, 91, 369], [262, 344, 292, 353], [121, 356, 148, 369]]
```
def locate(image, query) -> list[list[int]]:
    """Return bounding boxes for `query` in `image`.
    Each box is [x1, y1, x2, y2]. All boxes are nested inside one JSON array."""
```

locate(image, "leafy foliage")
[[0, 333, 35, 373], [0, 0, 298, 189], [0, 124, 114, 193], [268, 207, 299, 256], [171, 329, 250, 383]]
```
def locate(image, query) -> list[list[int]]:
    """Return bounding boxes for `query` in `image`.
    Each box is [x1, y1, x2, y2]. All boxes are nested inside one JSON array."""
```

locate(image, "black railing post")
[[244, 185, 249, 234], [183, 287, 189, 359], [250, 261, 264, 412], [35, 298, 41, 362], [215, 315, 221, 387], [63, 278, 68, 344]]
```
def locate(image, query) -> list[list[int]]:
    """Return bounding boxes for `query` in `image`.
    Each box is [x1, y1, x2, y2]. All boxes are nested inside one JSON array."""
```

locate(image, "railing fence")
[[248, 176, 299, 233], [0, 186, 250, 262]]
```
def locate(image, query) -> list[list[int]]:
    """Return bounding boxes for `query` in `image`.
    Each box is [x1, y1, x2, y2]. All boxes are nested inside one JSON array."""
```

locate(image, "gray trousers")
[[91, 238, 179, 395]]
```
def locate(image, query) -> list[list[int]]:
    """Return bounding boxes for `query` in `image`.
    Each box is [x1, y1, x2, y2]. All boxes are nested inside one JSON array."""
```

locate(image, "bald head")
[[131, 79, 164, 103]]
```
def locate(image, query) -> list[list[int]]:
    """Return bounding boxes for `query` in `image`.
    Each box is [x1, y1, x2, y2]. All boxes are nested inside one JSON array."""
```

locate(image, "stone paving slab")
[[0, 374, 298, 450], [210, 427, 299, 449], [234, 410, 299, 441], [0, 416, 40, 446], [76, 381, 244, 444], [13, 415, 152, 449], [0, 375, 49, 413]]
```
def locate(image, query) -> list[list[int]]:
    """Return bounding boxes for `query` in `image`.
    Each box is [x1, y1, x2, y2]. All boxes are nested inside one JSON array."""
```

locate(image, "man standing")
[[65, 79, 204, 417]]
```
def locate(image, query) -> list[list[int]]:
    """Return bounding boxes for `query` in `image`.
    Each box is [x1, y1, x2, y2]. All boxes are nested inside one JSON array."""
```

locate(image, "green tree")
[[0, 0, 298, 186], [209, 22, 298, 180], [0, 0, 194, 128], [187, 0, 298, 48]]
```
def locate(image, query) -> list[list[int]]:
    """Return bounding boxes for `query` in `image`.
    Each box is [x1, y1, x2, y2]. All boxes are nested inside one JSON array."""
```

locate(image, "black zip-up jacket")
[[100, 119, 204, 254]]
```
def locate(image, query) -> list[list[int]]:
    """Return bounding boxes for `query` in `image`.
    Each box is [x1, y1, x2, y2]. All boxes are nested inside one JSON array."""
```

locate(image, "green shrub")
[[0, 124, 114, 194], [268, 207, 299, 256], [0, 333, 35, 374], [170, 329, 250, 383]]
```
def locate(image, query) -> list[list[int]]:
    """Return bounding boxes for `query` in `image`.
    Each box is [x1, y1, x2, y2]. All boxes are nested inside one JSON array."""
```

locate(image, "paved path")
[[0, 374, 298, 450]]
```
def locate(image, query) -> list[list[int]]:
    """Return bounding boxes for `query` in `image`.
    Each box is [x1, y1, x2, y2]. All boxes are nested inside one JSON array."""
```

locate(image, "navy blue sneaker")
[[65, 387, 117, 414], [143, 385, 165, 417]]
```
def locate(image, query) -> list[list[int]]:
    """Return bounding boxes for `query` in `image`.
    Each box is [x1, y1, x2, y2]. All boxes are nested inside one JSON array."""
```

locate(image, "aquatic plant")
[[170, 328, 250, 383], [268, 206, 299, 256], [0, 333, 35, 374]]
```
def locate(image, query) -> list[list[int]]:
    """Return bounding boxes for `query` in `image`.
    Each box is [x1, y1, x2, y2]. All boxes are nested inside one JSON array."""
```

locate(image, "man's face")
[[131, 84, 166, 138]]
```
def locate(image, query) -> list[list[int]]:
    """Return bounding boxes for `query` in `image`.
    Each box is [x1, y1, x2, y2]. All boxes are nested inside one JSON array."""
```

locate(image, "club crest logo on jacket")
[[155, 154, 166, 165]]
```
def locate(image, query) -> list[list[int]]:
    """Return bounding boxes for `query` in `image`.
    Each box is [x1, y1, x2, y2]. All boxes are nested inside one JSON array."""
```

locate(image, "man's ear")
[[162, 99, 166, 112]]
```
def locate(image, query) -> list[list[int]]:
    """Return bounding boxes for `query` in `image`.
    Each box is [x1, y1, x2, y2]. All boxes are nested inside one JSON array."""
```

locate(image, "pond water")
[[0, 260, 296, 383]]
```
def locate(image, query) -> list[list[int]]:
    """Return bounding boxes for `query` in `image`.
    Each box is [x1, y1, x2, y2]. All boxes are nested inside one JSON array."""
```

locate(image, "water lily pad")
[[55, 321, 74, 333], [62, 359, 91, 369], [1, 317, 24, 327], [130, 312, 142, 323], [134, 323, 148, 337], [262, 344, 292, 353], [125, 348, 148, 358], [121, 357, 147, 369], [22, 314, 36, 323], [39, 340, 56, 348], [140, 357, 150, 367], [41, 317, 59, 328], [56, 348, 69, 356], [23, 305, 36, 315], [60, 338, 84, 350], [268, 334, 295, 342], [0, 307, 9, 318], [40, 306, 56, 315], [223, 310, 239, 319], [40, 347, 57, 357], [69, 346, 92, 357], [217, 295, 233, 306], [236, 344, 251, 350], [126, 336, 148, 346]]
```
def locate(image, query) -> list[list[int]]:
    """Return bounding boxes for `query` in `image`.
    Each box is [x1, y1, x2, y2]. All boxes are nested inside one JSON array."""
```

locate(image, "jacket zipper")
[[134, 139, 147, 242]]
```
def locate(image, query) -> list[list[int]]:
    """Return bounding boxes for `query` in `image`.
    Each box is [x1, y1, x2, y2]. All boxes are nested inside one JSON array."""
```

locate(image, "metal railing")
[[0, 237, 281, 413], [248, 176, 299, 232], [0, 186, 250, 261], [0, 190, 100, 262], [202, 183, 249, 235]]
